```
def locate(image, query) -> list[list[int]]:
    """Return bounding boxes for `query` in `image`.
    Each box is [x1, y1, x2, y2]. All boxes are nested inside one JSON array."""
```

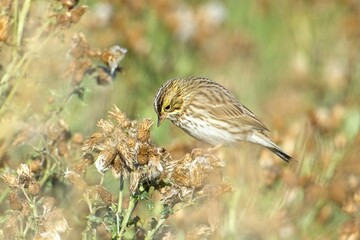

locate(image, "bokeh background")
[[1, 0, 360, 239]]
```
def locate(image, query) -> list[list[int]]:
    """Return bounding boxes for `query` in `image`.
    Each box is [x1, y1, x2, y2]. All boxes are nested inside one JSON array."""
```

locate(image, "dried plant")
[[79, 105, 231, 239], [1, 164, 69, 239], [1, 0, 360, 239]]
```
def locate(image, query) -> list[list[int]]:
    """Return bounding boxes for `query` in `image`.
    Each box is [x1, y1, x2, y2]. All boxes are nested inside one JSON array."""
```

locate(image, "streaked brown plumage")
[[154, 77, 292, 162]]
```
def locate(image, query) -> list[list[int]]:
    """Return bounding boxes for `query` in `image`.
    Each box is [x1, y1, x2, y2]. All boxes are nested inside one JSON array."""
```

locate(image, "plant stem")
[[145, 217, 166, 240], [17, 0, 32, 48], [118, 195, 136, 239], [116, 175, 124, 238]]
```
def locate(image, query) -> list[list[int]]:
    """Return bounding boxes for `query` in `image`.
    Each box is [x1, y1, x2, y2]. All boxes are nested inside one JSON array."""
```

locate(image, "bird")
[[153, 77, 292, 162]]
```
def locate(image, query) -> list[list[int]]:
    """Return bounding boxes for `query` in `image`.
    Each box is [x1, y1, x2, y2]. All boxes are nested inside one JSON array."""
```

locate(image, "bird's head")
[[154, 79, 184, 127]]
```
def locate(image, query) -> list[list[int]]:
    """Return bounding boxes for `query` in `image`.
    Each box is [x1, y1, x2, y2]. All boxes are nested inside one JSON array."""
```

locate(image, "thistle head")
[[154, 78, 185, 127]]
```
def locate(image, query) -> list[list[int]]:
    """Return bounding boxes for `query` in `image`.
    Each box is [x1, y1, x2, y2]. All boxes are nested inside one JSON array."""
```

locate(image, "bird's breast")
[[173, 115, 238, 146]]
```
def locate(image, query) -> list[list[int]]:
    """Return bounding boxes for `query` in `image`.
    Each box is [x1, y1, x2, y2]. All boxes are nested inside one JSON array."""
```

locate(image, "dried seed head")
[[40, 207, 69, 238], [1, 172, 19, 188], [95, 148, 118, 173], [137, 144, 149, 165], [56, 6, 87, 27], [69, 6, 88, 24], [108, 105, 130, 128], [95, 185, 114, 204], [47, 120, 70, 142], [100, 45, 127, 75], [17, 164, 32, 187], [147, 149, 165, 180], [3, 215, 18, 239], [29, 159, 42, 173], [83, 132, 104, 151], [57, 141, 69, 156], [197, 183, 234, 198], [42, 197, 56, 214], [130, 171, 142, 194], [72, 154, 94, 174], [112, 157, 125, 177], [60, 0, 79, 10], [339, 220, 360, 240], [97, 119, 115, 135], [28, 180, 41, 196], [64, 170, 88, 191], [9, 191, 23, 211], [116, 140, 136, 170], [17, 163, 31, 177], [137, 119, 153, 142], [21, 201, 31, 217], [70, 33, 90, 58], [186, 224, 213, 240], [83, 105, 228, 200], [72, 132, 84, 145], [171, 149, 224, 188], [96, 67, 114, 85]]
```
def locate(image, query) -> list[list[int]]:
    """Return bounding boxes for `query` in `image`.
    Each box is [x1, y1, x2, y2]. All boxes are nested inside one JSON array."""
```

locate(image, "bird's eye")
[[164, 105, 171, 111]]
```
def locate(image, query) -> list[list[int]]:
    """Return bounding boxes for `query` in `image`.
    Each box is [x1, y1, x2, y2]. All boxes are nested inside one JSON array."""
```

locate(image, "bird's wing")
[[201, 93, 269, 131]]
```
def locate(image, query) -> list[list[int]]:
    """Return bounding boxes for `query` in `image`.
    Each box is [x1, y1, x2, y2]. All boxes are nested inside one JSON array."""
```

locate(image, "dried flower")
[[100, 45, 127, 75], [84, 105, 228, 200], [170, 148, 224, 188], [42, 197, 56, 214], [72, 153, 94, 174], [59, 0, 79, 10], [17, 164, 32, 187], [29, 159, 42, 173], [39, 207, 69, 240], [9, 191, 23, 211], [96, 67, 114, 85], [95, 148, 118, 173], [28, 180, 41, 196], [21, 201, 31, 217], [72, 132, 84, 145], [3, 215, 19, 239], [56, 5, 87, 28], [95, 185, 114, 204], [186, 224, 213, 240], [1, 172, 19, 188], [64, 169, 88, 191], [137, 119, 153, 142]]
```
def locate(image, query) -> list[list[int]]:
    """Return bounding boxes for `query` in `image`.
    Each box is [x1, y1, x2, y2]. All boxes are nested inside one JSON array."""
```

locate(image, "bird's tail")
[[267, 145, 292, 162], [247, 131, 292, 163]]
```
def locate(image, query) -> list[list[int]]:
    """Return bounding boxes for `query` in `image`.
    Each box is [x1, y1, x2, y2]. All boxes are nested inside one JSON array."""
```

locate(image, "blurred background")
[[1, 0, 360, 239]]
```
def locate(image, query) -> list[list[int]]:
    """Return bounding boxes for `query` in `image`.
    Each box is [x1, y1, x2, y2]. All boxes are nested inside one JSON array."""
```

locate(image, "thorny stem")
[[118, 195, 137, 239]]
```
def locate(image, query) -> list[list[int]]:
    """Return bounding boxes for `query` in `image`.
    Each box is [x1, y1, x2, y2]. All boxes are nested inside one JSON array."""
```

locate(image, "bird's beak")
[[157, 115, 166, 127]]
